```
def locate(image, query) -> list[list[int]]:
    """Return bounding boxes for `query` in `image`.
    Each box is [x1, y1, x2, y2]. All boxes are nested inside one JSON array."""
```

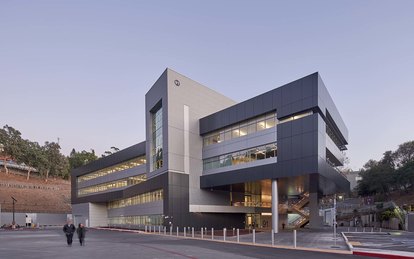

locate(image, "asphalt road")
[[0, 228, 367, 259]]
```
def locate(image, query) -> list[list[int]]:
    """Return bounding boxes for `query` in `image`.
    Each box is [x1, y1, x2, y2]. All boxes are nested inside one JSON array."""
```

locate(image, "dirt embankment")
[[0, 170, 71, 213]]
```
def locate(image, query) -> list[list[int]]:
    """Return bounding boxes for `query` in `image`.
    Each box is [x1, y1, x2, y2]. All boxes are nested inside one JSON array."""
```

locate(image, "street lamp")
[[11, 196, 17, 229]]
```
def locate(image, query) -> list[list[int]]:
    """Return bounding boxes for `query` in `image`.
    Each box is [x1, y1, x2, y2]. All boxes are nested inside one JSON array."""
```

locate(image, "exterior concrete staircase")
[[291, 192, 310, 228]]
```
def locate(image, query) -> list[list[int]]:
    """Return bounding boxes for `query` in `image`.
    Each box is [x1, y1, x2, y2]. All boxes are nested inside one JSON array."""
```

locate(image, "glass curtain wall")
[[203, 143, 277, 171], [151, 106, 163, 171]]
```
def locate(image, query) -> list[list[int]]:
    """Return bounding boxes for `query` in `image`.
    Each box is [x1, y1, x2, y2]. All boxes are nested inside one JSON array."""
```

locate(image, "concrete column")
[[309, 192, 322, 229], [272, 179, 279, 234]]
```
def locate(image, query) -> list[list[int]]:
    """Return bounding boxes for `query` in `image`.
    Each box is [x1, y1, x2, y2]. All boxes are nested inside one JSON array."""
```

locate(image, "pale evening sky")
[[1, 1, 414, 170]]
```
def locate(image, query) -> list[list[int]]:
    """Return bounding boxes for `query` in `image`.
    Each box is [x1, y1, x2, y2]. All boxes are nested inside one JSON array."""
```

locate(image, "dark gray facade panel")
[[200, 163, 276, 188], [70, 141, 146, 204], [71, 141, 146, 178], [123, 173, 168, 198], [145, 69, 169, 178], [199, 72, 346, 136], [72, 172, 168, 205], [244, 98, 254, 118], [164, 172, 190, 228], [107, 200, 163, 218], [317, 157, 350, 194], [72, 189, 124, 204], [200, 156, 319, 189], [317, 75, 348, 143], [77, 164, 146, 189]]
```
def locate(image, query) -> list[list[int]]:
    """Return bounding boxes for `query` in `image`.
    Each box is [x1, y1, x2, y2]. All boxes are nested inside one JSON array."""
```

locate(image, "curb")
[[95, 227, 352, 255], [342, 232, 414, 259], [353, 250, 414, 259]]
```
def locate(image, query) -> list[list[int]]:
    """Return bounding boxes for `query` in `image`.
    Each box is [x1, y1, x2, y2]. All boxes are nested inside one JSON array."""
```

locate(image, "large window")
[[151, 106, 163, 171], [203, 112, 277, 147], [77, 156, 146, 183], [203, 143, 277, 171], [77, 175, 147, 197], [108, 215, 163, 226], [108, 189, 163, 209], [278, 110, 313, 124]]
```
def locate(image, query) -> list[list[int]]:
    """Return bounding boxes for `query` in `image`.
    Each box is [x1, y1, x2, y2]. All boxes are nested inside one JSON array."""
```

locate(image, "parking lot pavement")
[[343, 231, 414, 257], [0, 228, 366, 259]]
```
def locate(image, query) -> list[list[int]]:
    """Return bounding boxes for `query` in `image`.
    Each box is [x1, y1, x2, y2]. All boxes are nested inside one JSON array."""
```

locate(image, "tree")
[[20, 140, 43, 180], [101, 146, 120, 157], [68, 149, 97, 170], [395, 160, 414, 192], [42, 142, 70, 180], [393, 141, 414, 167], [357, 156, 394, 197], [0, 125, 25, 175]]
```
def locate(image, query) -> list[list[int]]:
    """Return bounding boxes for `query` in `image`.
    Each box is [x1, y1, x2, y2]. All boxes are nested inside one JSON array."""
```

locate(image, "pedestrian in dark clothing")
[[63, 221, 76, 246], [76, 223, 87, 246]]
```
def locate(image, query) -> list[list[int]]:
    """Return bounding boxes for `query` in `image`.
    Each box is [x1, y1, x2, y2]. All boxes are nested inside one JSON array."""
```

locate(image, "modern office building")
[[71, 68, 349, 232]]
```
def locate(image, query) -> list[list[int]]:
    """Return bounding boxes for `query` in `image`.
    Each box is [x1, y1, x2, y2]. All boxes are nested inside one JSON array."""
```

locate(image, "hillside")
[[0, 170, 71, 213]]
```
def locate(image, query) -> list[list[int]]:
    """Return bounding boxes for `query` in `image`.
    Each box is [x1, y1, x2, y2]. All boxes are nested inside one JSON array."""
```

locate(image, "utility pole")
[[11, 196, 17, 229]]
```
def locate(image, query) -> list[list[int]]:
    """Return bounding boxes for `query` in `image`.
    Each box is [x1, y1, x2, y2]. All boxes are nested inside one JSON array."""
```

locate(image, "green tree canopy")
[[68, 149, 97, 169], [357, 140, 414, 197]]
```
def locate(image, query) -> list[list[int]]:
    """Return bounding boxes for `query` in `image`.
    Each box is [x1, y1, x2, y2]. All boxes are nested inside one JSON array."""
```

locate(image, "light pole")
[[331, 194, 340, 248], [11, 196, 17, 229]]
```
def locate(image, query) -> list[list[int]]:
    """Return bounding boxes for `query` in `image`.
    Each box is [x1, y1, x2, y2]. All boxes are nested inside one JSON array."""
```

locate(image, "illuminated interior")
[[77, 156, 146, 183], [77, 175, 147, 197], [203, 143, 277, 170], [108, 189, 163, 209], [203, 112, 277, 147]]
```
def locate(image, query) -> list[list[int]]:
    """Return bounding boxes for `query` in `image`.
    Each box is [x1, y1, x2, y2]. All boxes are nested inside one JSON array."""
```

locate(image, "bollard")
[[145, 225, 147, 232], [201, 228, 204, 239], [363, 227, 365, 232], [348, 227, 350, 232], [177, 226, 179, 236], [192, 227, 194, 238], [223, 228, 226, 241], [293, 230, 297, 248], [237, 229, 240, 243], [380, 228, 382, 232], [271, 229, 274, 246], [164, 227, 166, 235], [184, 227, 186, 237], [212, 228, 214, 240], [233, 228, 235, 236], [170, 226, 172, 236], [253, 229, 256, 244], [371, 227, 373, 233], [355, 227, 357, 232]]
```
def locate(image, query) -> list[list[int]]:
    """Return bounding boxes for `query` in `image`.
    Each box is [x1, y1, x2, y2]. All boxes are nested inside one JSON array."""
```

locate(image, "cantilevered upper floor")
[[71, 141, 146, 204], [199, 72, 349, 194]]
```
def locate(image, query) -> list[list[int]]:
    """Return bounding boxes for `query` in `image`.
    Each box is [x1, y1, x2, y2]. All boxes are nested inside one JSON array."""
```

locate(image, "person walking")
[[76, 223, 87, 246], [63, 220, 76, 246]]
